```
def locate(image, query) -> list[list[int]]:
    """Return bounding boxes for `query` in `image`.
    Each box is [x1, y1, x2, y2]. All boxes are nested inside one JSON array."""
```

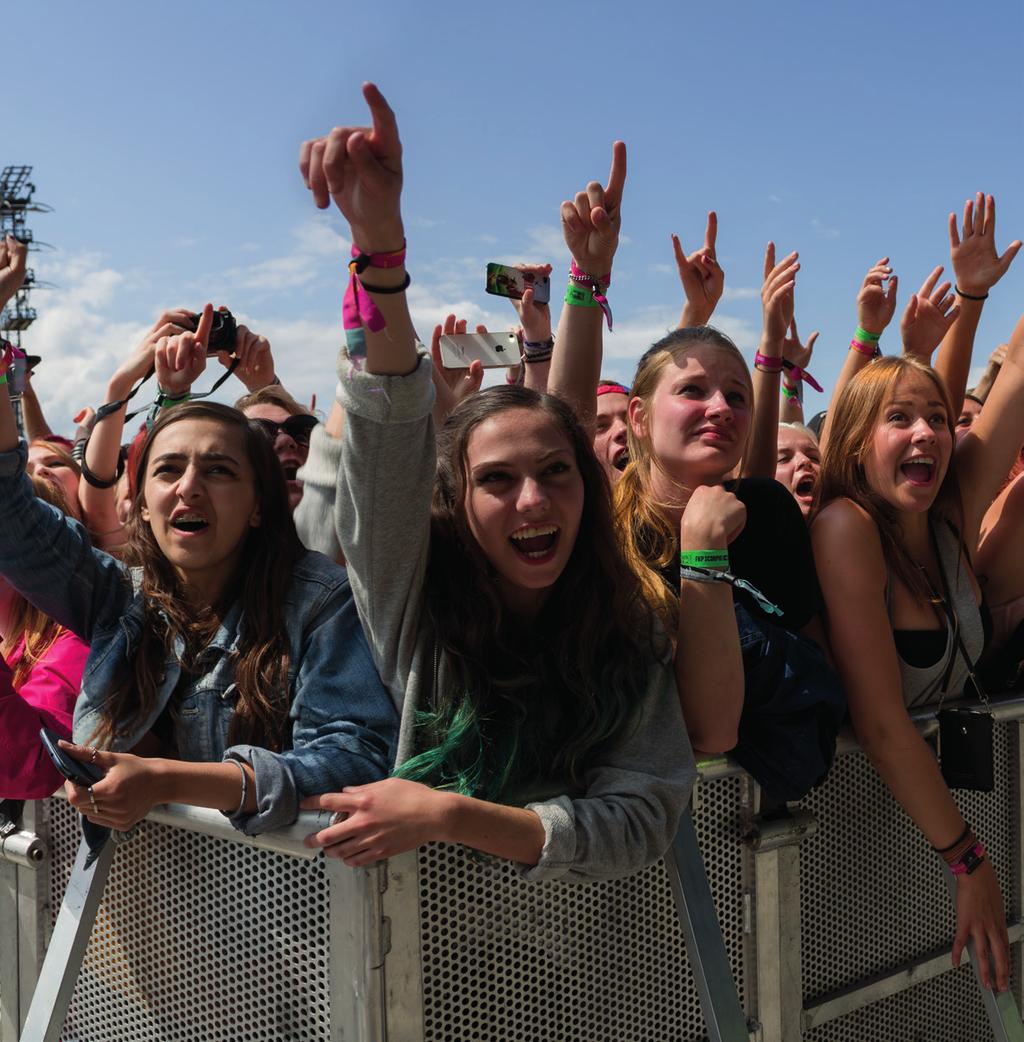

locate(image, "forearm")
[[152, 758, 256, 814], [521, 357, 551, 393], [548, 300, 603, 438], [820, 346, 873, 453], [679, 300, 713, 330], [675, 582, 744, 754], [20, 384, 53, 441], [80, 382, 130, 540], [780, 382, 804, 423], [934, 299, 983, 412], [972, 360, 1000, 402], [744, 336, 781, 479], [859, 722, 965, 849], [442, 792, 546, 866]]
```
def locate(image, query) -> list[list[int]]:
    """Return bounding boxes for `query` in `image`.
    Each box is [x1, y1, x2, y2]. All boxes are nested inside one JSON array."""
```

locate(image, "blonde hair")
[[614, 326, 753, 630], [817, 355, 961, 600], [3, 477, 75, 689]]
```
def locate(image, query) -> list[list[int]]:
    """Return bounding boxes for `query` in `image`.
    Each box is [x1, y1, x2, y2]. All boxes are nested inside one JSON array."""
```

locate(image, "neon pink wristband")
[[850, 337, 878, 358], [754, 351, 784, 374], [949, 841, 985, 876], [782, 360, 824, 393], [343, 242, 407, 335]]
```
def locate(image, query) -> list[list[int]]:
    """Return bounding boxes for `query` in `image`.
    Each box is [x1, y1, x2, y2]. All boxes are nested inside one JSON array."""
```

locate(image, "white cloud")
[[811, 218, 840, 241], [722, 286, 759, 301], [523, 225, 565, 261]]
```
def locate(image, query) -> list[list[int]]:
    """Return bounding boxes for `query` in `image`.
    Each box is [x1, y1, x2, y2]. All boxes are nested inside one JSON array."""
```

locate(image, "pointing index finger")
[[604, 141, 627, 211], [362, 82, 401, 156], [193, 303, 215, 352], [704, 211, 718, 255]]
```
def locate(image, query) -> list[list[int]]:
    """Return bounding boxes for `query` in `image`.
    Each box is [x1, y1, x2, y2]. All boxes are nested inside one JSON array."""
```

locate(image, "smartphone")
[[485, 263, 551, 305], [6, 344, 26, 400], [39, 727, 104, 787], [438, 332, 520, 370]]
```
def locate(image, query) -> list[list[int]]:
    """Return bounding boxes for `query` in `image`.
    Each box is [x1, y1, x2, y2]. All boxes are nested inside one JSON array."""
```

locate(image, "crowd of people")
[[1, 83, 1022, 994]]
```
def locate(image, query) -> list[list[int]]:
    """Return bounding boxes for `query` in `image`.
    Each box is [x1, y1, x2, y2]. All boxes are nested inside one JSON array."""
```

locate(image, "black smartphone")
[[39, 728, 104, 788]]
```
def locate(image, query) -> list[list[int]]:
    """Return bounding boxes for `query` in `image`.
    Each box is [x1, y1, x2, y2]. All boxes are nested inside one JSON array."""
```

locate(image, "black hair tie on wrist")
[[357, 273, 412, 294], [79, 448, 120, 490], [955, 285, 988, 301]]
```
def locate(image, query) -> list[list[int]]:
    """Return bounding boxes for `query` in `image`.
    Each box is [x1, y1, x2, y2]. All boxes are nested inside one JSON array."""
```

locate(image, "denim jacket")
[[0, 442, 398, 833]]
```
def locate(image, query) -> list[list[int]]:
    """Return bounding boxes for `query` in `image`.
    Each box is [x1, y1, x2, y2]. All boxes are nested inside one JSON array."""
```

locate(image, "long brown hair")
[[817, 355, 962, 601], [614, 326, 754, 631], [3, 477, 75, 688], [396, 386, 658, 801], [89, 402, 304, 750]]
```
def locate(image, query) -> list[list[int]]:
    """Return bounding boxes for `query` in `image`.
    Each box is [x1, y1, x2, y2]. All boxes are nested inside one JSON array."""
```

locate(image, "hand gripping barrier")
[[2, 695, 1023, 1041]]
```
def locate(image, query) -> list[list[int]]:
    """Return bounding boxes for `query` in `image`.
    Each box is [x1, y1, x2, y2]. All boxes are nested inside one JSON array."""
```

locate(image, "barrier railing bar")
[[802, 921, 1024, 1030], [696, 694, 1024, 782], [48, 790, 329, 860], [666, 810, 751, 1042], [18, 837, 114, 1042]]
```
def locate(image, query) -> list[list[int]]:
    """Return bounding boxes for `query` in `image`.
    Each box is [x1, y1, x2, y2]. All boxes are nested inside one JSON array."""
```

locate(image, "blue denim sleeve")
[[224, 577, 399, 835], [0, 443, 131, 641]]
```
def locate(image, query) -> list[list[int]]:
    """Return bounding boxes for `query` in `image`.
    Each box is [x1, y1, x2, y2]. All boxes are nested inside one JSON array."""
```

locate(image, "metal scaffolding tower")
[[0, 166, 53, 347]]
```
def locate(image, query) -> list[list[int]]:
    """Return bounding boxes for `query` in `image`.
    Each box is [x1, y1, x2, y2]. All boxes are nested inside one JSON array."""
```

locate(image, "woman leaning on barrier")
[[295, 84, 695, 881], [0, 330, 399, 835], [0, 476, 89, 799], [813, 197, 1023, 996]]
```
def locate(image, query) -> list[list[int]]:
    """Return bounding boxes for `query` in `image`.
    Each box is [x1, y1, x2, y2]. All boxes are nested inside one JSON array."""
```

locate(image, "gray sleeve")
[[294, 418, 343, 560], [521, 653, 695, 883], [336, 351, 436, 708]]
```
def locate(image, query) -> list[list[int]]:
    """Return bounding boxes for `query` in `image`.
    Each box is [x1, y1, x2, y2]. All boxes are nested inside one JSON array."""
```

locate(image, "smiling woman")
[[0, 346, 399, 835], [292, 84, 694, 881]]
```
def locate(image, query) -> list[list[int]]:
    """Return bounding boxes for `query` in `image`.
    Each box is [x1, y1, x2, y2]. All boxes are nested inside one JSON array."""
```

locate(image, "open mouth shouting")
[[900, 455, 937, 487], [509, 524, 560, 563], [612, 447, 629, 472], [170, 509, 210, 534]]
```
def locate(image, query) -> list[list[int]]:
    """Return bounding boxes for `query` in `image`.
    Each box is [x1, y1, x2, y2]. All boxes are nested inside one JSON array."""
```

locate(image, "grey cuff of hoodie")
[[222, 746, 298, 835], [294, 419, 344, 559], [335, 349, 434, 423], [519, 797, 577, 882]]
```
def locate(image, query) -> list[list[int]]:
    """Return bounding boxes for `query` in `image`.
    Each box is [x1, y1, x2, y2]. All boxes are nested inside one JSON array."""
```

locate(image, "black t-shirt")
[[664, 477, 823, 632]]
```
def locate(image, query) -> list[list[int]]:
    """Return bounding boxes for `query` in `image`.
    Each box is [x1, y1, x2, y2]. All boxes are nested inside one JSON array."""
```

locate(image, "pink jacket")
[[0, 630, 89, 799]]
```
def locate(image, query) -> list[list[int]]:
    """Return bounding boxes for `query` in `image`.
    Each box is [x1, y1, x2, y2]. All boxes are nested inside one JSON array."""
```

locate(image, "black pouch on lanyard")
[[938, 706, 994, 792], [931, 527, 994, 792]]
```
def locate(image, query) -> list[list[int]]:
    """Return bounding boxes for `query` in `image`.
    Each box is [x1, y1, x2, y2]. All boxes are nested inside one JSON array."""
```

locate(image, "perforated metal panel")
[[799, 723, 1020, 1036], [46, 799, 332, 1042], [412, 775, 752, 1042]]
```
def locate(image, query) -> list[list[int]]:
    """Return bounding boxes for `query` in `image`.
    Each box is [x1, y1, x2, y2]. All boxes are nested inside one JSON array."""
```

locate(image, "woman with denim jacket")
[[295, 86, 695, 883], [0, 328, 398, 835]]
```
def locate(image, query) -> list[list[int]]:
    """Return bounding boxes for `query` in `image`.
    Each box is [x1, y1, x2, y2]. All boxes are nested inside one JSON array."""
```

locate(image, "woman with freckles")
[[295, 84, 695, 881], [813, 317, 1024, 992]]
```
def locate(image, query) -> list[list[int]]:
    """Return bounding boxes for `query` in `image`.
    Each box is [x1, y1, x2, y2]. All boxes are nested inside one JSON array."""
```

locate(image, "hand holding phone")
[[438, 331, 520, 370], [39, 728, 104, 788], [485, 264, 551, 305]]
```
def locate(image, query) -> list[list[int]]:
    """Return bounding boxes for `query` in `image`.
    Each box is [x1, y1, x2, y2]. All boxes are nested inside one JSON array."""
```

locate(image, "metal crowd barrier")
[[2, 696, 1023, 1041]]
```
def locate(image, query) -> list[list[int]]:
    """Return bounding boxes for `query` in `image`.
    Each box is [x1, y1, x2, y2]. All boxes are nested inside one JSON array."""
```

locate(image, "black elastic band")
[[358, 273, 411, 294], [931, 822, 970, 854], [79, 450, 120, 490], [955, 285, 988, 301]]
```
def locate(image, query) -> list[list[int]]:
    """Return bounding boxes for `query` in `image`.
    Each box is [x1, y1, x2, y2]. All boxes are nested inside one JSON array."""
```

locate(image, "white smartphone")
[[438, 331, 520, 369]]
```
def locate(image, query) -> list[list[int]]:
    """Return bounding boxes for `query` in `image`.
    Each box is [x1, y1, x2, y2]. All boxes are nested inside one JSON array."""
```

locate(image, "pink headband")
[[596, 383, 629, 397]]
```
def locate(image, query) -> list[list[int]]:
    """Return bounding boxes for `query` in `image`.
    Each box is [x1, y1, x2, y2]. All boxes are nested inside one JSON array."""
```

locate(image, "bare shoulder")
[[812, 498, 886, 591]]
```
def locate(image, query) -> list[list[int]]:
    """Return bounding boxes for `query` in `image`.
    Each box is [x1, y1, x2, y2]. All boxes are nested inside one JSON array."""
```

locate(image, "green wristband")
[[0, 374, 8, 386], [781, 382, 800, 400], [564, 283, 600, 308], [680, 549, 730, 571], [855, 326, 881, 343]]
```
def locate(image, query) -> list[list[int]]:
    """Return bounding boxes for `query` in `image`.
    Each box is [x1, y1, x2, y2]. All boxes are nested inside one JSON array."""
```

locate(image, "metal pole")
[[19, 835, 114, 1042], [666, 809, 750, 1042]]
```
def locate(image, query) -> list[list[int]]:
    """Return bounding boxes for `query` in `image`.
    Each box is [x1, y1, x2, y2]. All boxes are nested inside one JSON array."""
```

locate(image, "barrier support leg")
[[667, 809, 750, 1042], [19, 836, 114, 1042], [745, 809, 817, 1042]]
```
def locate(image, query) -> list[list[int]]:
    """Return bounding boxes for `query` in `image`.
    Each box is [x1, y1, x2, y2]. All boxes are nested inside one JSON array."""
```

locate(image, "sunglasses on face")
[[250, 414, 318, 446]]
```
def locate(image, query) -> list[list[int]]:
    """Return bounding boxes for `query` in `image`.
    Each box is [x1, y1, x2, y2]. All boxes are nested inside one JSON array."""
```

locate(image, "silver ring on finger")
[[89, 747, 99, 764]]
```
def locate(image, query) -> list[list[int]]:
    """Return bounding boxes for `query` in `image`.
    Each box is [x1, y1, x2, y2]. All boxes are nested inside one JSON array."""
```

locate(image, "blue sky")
[[6, 0, 1023, 426]]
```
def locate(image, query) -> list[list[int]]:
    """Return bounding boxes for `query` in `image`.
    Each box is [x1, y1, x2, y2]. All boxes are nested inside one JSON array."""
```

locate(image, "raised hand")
[[506, 264, 553, 345], [0, 235, 29, 309], [299, 82, 404, 251], [761, 242, 800, 348], [430, 313, 485, 422], [221, 325, 275, 392], [680, 484, 747, 551], [154, 303, 212, 399], [949, 193, 1021, 298], [673, 211, 725, 326], [782, 318, 819, 371], [856, 257, 898, 336], [110, 308, 194, 400], [559, 141, 626, 278], [900, 266, 960, 361]]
